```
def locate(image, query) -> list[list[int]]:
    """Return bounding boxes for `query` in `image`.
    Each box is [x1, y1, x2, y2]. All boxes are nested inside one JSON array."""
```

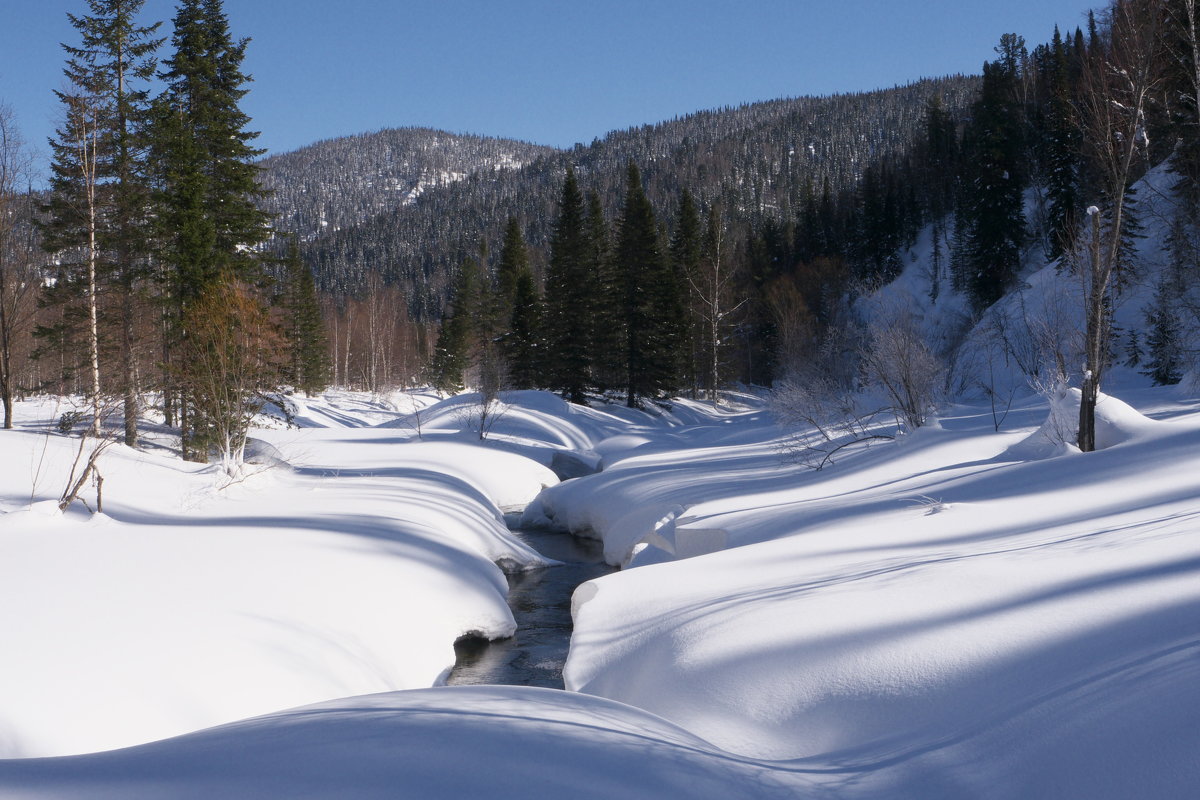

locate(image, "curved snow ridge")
[[0, 414, 563, 759], [0, 687, 808, 799], [558, 395, 1200, 798]]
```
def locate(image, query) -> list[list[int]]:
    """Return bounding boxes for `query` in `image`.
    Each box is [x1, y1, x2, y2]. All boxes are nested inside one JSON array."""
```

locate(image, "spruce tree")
[[585, 190, 622, 393], [1142, 274, 1183, 385], [670, 189, 703, 397], [1043, 26, 1082, 263], [495, 219, 540, 389], [962, 35, 1028, 310], [150, 0, 272, 459], [152, 0, 269, 301], [615, 162, 681, 407], [42, 0, 163, 441], [542, 168, 594, 403], [428, 257, 479, 395], [281, 241, 330, 396], [494, 216, 527, 318], [505, 268, 542, 390], [921, 95, 959, 222]]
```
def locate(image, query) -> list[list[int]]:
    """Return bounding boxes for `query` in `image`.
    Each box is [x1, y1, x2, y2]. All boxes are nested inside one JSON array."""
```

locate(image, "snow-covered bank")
[[0, 687, 802, 800], [2, 387, 1197, 797], [0, 396, 556, 757], [558, 389, 1200, 797]]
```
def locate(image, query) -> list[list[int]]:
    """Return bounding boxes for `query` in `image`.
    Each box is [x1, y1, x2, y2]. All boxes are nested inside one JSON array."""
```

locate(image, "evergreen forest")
[[1, 0, 1198, 457]]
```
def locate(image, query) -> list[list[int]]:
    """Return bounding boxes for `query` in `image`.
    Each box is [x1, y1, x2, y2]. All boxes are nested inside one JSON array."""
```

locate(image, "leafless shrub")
[[771, 308, 946, 470], [861, 308, 946, 432]]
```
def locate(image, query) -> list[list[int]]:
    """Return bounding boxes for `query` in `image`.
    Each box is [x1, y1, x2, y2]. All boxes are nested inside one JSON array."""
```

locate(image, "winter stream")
[[445, 522, 615, 689]]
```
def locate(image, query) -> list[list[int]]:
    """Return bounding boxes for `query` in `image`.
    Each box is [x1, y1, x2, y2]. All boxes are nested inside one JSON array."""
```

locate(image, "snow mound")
[[1005, 388, 1159, 460]]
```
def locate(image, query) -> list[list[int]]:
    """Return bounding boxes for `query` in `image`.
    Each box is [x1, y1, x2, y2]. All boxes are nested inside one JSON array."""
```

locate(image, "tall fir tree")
[[670, 189, 703, 397], [494, 216, 527, 325], [1142, 273, 1183, 385], [615, 162, 681, 407], [962, 34, 1028, 310], [152, 0, 270, 302], [505, 267, 542, 390], [494, 218, 540, 389], [428, 256, 479, 394], [542, 168, 594, 403], [281, 241, 330, 396], [41, 0, 163, 441], [585, 190, 622, 393], [1042, 26, 1082, 262], [150, 0, 272, 459]]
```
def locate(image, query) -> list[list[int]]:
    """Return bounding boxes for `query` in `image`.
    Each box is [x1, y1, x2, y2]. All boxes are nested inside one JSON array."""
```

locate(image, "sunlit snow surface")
[[1, 385, 1197, 798]]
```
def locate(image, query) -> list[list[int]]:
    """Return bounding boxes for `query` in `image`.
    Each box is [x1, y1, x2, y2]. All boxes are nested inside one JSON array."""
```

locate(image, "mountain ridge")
[[257, 75, 980, 316]]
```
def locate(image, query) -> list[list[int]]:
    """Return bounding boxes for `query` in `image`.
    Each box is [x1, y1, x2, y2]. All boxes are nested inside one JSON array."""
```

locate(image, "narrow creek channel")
[[445, 523, 615, 689]]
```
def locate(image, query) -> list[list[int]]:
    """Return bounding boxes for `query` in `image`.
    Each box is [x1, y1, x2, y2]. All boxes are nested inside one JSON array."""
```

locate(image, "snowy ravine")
[[1, 386, 1198, 798]]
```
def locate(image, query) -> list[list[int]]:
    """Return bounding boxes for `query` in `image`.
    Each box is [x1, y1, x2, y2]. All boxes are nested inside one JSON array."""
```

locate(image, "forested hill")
[[258, 128, 559, 245], [267, 76, 978, 317]]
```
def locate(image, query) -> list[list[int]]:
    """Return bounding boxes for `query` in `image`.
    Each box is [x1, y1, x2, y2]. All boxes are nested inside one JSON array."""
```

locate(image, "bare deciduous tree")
[[862, 309, 946, 433], [686, 204, 745, 406], [0, 103, 40, 430], [1074, 0, 1165, 451]]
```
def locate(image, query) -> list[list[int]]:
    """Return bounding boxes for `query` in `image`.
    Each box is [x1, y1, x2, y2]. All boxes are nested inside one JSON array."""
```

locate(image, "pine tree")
[[921, 95, 959, 222], [494, 216, 527, 325], [152, 0, 269, 301], [281, 241, 330, 396], [542, 168, 594, 403]]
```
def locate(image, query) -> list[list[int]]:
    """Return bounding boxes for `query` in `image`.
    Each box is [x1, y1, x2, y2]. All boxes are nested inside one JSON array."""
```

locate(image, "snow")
[[0, 395, 553, 758], [1, 384, 1198, 797], [558, 389, 1200, 797], [0, 688, 796, 800]]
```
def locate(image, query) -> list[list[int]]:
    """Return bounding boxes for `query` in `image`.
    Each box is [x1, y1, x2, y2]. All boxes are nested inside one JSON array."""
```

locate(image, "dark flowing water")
[[445, 527, 614, 689]]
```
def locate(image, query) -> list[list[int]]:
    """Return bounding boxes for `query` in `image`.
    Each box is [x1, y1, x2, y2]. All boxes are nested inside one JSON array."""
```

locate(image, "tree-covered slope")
[[263, 76, 978, 317]]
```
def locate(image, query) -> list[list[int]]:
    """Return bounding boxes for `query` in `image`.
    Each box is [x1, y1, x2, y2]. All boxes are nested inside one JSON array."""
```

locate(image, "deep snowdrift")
[[0, 396, 555, 757], [0, 688, 801, 800], [1, 387, 1197, 798], [559, 390, 1200, 797]]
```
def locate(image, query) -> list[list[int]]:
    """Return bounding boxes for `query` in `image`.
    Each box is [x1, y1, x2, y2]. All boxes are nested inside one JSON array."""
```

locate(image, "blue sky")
[[2, 0, 1094, 175]]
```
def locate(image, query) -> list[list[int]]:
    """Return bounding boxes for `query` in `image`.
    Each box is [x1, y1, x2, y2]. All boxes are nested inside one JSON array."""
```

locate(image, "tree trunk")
[[1078, 371, 1097, 452], [122, 289, 138, 447], [0, 287, 11, 429], [83, 106, 102, 439]]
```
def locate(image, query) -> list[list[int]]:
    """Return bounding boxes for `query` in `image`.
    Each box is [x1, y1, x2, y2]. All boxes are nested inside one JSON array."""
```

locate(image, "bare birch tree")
[[687, 204, 745, 405]]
